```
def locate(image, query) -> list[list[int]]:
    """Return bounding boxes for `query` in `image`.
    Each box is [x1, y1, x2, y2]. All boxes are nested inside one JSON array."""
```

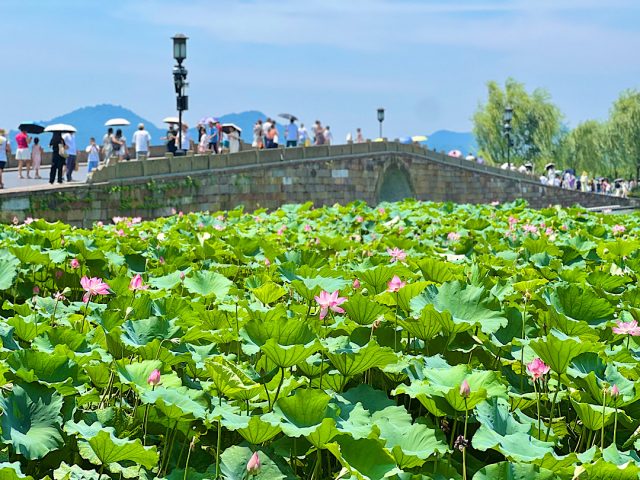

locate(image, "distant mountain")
[[426, 130, 477, 155], [8, 105, 268, 150]]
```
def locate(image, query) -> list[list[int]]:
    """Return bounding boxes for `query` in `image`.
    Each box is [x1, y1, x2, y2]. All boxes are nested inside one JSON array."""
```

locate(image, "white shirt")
[[298, 127, 308, 141], [180, 131, 190, 150], [132, 130, 151, 152], [85, 144, 100, 163], [324, 129, 333, 144], [0, 136, 7, 161], [262, 122, 272, 136], [63, 133, 77, 155]]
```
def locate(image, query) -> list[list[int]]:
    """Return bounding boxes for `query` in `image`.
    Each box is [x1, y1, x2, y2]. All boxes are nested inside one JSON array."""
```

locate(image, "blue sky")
[[4, 0, 640, 140]]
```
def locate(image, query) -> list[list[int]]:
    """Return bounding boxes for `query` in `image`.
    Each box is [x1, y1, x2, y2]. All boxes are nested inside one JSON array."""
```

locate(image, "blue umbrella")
[[399, 136, 413, 144]]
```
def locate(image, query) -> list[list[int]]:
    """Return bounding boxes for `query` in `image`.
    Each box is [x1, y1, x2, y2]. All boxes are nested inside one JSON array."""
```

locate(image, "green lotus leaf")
[[139, 386, 207, 420], [183, 270, 233, 299], [0, 255, 20, 290], [580, 457, 640, 480], [220, 446, 286, 480], [261, 338, 320, 369], [116, 359, 181, 391], [0, 462, 34, 479], [331, 398, 374, 440], [587, 270, 630, 293], [205, 356, 262, 400], [356, 265, 397, 295], [147, 269, 190, 290], [571, 400, 623, 431], [602, 444, 640, 468], [399, 304, 444, 341], [412, 281, 507, 334], [417, 257, 462, 283], [263, 388, 336, 438], [545, 284, 615, 325], [120, 317, 181, 347], [251, 281, 287, 305], [325, 436, 401, 480], [53, 462, 102, 480], [6, 349, 86, 391], [529, 329, 597, 374], [377, 422, 449, 469], [78, 429, 158, 470], [0, 383, 64, 460], [472, 461, 559, 480], [342, 293, 388, 326], [324, 337, 397, 377], [242, 317, 316, 348], [237, 415, 282, 444]]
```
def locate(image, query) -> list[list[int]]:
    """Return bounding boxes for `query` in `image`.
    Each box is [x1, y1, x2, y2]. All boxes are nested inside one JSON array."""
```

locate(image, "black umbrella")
[[278, 113, 298, 121], [17, 122, 45, 134]]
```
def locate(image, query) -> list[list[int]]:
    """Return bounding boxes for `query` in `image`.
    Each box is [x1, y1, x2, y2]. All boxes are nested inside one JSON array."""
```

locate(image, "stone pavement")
[[0, 163, 88, 192]]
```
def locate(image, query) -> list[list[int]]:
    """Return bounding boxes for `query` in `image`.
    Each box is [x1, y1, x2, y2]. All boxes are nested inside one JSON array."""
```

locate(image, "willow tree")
[[564, 120, 609, 176], [608, 89, 640, 178], [473, 79, 564, 170]]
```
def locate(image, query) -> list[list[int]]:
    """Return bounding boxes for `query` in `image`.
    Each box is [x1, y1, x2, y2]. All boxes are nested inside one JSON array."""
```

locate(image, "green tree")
[[564, 120, 608, 176], [608, 89, 640, 178], [473, 79, 564, 170]]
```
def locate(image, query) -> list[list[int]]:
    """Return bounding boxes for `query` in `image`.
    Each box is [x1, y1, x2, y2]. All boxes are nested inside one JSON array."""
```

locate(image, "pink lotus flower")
[[522, 224, 539, 235], [96, 221, 104, 228], [80, 276, 111, 303], [447, 231, 461, 241], [147, 369, 161, 387], [156, 232, 166, 242], [353, 278, 361, 289], [179, 271, 186, 280], [387, 247, 406, 262], [277, 225, 287, 236], [24, 217, 34, 225], [116, 229, 126, 237], [53, 291, 66, 301], [526, 358, 550, 381], [612, 319, 640, 336], [355, 215, 364, 223], [131, 217, 142, 224], [545, 227, 554, 236], [32, 286, 40, 295], [70, 258, 80, 269], [378, 207, 386, 215], [314, 290, 347, 320], [459, 379, 470, 398], [129, 274, 148, 292], [508, 216, 518, 225], [159, 256, 165, 265], [247, 451, 261, 475], [613, 224, 626, 235], [611, 384, 620, 398], [265, 258, 271, 266], [214, 224, 225, 231], [491, 201, 500, 206], [304, 224, 312, 232], [387, 275, 406, 293]]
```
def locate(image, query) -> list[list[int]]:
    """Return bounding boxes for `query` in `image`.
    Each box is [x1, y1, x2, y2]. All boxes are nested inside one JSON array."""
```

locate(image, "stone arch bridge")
[[0, 142, 633, 226]]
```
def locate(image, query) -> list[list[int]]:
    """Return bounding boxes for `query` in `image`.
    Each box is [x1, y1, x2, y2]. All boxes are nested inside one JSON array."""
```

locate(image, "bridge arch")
[[376, 159, 415, 203]]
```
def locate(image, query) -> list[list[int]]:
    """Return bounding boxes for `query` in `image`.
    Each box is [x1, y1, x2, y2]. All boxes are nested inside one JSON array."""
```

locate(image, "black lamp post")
[[377, 108, 385, 139], [172, 34, 189, 156], [503, 106, 513, 170]]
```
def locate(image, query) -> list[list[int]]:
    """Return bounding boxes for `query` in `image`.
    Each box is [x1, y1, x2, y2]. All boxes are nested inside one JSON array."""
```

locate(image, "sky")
[[4, 0, 640, 141]]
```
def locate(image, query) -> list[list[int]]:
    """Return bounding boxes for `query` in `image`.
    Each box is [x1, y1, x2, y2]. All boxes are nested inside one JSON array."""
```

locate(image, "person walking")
[[15, 128, 31, 179], [314, 121, 325, 145], [228, 127, 241, 153], [31, 137, 43, 179], [298, 123, 309, 146], [62, 131, 77, 182], [0, 129, 10, 188], [178, 123, 191, 153], [207, 120, 220, 153], [266, 125, 279, 149], [252, 119, 263, 149], [102, 128, 113, 165], [163, 125, 177, 155], [262, 118, 272, 148], [85, 137, 100, 173], [324, 125, 333, 145], [49, 131, 66, 184], [355, 128, 364, 143], [285, 118, 299, 147], [197, 125, 209, 153], [131, 123, 151, 160], [115, 129, 128, 162]]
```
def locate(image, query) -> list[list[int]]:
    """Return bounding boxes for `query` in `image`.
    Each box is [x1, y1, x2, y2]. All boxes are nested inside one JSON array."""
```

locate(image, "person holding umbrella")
[[285, 118, 299, 148], [49, 132, 66, 184], [15, 128, 31, 179]]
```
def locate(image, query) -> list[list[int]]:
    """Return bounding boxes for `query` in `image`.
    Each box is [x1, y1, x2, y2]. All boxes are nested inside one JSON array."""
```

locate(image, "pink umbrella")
[[448, 150, 463, 158]]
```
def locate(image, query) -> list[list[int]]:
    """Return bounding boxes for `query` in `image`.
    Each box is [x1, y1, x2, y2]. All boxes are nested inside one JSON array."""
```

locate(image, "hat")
[[138, 123, 144, 129]]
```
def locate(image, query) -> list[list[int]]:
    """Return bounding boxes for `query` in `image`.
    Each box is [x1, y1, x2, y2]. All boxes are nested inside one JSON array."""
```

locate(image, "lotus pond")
[[1, 200, 640, 479]]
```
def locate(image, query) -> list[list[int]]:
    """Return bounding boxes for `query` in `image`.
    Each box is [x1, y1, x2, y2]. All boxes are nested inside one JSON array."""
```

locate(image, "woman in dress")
[[198, 126, 209, 153], [116, 129, 128, 162], [31, 137, 43, 179], [228, 127, 240, 153]]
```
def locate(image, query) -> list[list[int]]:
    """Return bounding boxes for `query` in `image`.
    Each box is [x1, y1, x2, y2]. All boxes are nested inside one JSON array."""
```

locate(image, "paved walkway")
[[1, 163, 88, 192]]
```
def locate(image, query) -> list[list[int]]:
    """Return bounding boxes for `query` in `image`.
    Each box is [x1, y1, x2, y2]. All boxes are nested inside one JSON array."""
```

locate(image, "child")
[[85, 137, 100, 173], [31, 137, 43, 179]]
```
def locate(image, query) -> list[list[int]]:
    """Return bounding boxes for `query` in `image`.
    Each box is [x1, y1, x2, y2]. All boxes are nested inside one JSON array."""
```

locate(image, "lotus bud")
[[70, 258, 80, 269], [147, 369, 161, 387], [32, 286, 40, 295], [459, 379, 471, 398], [353, 278, 361, 289], [247, 451, 261, 475], [611, 385, 620, 398], [179, 271, 185, 280]]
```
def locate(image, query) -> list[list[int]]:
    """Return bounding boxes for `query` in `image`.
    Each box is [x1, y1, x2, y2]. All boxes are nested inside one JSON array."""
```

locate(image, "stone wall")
[[0, 142, 634, 226]]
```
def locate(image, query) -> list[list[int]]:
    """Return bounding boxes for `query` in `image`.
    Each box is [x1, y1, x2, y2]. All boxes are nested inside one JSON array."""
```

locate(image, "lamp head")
[[172, 34, 188, 63], [377, 107, 385, 123], [503, 106, 513, 123]]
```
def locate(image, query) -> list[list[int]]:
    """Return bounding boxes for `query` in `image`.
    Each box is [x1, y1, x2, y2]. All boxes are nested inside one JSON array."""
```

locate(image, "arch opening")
[[377, 165, 414, 203]]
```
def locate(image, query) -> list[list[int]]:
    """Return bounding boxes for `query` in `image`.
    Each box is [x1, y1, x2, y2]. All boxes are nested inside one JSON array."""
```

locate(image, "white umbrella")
[[105, 118, 130, 126], [221, 123, 242, 134], [44, 123, 77, 133], [163, 116, 180, 124]]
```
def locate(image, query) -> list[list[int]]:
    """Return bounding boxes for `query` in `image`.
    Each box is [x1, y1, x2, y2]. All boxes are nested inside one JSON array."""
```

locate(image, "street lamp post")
[[172, 34, 189, 156], [377, 108, 385, 139], [503, 106, 513, 170]]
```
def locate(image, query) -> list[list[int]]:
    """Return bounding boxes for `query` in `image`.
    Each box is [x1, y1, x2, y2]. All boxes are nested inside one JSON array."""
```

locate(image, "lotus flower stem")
[[462, 398, 469, 480], [613, 406, 619, 446], [183, 436, 196, 480], [142, 404, 151, 446], [601, 388, 607, 450], [263, 384, 272, 410], [394, 292, 399, 350], [533, 381, 541, 438], [520, 296, 528, 392], [272, 368, 285, 408], [545, 373, 560, 442], [215, 418, 222, 478]]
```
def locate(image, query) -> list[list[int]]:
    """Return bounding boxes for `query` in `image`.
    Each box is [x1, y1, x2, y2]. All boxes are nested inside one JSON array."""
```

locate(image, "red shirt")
[[16, 132, 28, 149]]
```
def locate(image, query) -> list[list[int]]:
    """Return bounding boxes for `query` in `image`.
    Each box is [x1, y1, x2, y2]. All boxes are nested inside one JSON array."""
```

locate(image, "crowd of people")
[[250, 118, 366, 149]]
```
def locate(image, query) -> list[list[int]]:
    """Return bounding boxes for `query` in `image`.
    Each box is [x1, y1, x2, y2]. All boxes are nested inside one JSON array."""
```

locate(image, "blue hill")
[[8, 105, 268, 150], [426, 130, 477, 155]]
